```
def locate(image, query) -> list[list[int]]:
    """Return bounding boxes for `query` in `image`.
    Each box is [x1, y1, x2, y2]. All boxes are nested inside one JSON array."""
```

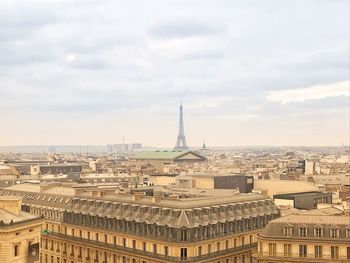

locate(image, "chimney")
[[132, 192, 145, 201]]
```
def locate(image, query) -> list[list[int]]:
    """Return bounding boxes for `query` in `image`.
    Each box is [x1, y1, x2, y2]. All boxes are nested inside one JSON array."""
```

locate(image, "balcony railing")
[[44, 232, 257, 262], [254, 252, 350, 262]]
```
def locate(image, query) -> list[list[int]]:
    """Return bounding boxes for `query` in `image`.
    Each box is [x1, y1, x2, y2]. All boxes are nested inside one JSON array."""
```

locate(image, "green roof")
[[131, 150, 204, 160]]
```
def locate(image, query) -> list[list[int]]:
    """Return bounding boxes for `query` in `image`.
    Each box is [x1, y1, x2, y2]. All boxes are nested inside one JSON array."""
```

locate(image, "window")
[[331, 246, 339, 259], [71, 229, 74, 236], [284, 244, 292, 257], [95, 233, 99, 241], [268, 243, 276, 256], [153, 244, 157, 253], [217, 242, 220, 251], [208, 244, 212, 253], [14, 245, 19, 257], [104, 234, 108, 243], [123, 238, 126, 247], [299, 245, 307, 257], [113, 236, 117, 245], [299, 227, 307, 237], [346, 229, 350, 238], [198, 246, 202, 256], [347, 247, 350, 259], [181, 230, 188, 241], [315, 245, 322, 258], [233, 239, 237, 247], [330, 228, 339, 238], [164, 246, 168, 256], [132, 240, 136, 249], [283, 226, 292, 236], [225, 240, 229, 249], [314, 228, 323, 238], [79, 230, 82, 238], [142, 242, 146, 251], [249, 235, 252, 244], [180, 248, 187, 260], [241, 237, 245, 245]]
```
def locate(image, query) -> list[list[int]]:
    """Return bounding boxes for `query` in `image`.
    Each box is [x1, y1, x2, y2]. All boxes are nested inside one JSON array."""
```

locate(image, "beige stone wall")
[[193, 177, 214, 188], [41, 221, 258, 263], [0, 221, 42, 263]]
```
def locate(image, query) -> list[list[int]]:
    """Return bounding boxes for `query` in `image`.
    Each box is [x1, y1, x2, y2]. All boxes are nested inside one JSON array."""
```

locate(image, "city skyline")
[[0, 0, 349, 147]]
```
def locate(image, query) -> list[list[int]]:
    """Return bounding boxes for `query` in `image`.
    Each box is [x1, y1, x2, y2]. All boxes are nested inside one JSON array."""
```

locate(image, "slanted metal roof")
[[130, 150, 206, 161]]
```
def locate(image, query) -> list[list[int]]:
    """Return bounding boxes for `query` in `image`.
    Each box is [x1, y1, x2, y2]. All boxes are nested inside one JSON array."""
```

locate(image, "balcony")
[[45, 232, 257, 262], [254, 252, 350, 263]]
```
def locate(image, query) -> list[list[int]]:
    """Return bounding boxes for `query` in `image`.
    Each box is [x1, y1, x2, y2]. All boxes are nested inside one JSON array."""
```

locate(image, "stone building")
[[253, 214, 350, 262], [0, 182, 280, 263], [0, 197, 42, 263], [130, 151, 207, 173]]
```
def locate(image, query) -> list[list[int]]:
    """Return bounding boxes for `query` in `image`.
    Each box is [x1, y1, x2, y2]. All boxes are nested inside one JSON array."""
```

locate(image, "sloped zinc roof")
[[131, 150, 205, 160]]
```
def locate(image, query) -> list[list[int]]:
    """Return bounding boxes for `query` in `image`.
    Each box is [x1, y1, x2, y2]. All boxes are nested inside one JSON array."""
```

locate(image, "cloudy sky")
[[0, 0, 349, 147]]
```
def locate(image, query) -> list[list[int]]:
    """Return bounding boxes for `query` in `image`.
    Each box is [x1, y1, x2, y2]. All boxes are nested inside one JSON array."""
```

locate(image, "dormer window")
[[299, 226, 308, 237], [283, 226, 292, 236], [330, 227, 339, 238], [314, 226, 323, 238], [345, 228, 350, 238]]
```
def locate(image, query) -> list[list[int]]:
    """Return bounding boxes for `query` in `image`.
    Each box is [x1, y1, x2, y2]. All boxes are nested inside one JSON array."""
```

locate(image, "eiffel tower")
[[174, 103, 189, 151]]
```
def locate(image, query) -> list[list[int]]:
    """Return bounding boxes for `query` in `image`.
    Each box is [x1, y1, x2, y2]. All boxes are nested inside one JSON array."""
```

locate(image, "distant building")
[[192, 174, 254, 193], [130, 150, 206, 172], [253, 214, 350, 262], [273, 191, 332, 210], [108, 143, 142, 152], [0, 197, 42, 263], [39, 163, 82, 175]]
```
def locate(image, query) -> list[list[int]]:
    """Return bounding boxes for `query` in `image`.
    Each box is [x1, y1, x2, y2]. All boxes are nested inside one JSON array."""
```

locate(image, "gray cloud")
[[149, 20, 226, 39], [0, 0, 349, 146]]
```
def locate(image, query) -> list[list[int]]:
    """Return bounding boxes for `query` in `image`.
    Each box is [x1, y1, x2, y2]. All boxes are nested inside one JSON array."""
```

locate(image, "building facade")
[[0, 184, 279, 263], [0, 197, 42, 263], [253, 214, 350, 262]]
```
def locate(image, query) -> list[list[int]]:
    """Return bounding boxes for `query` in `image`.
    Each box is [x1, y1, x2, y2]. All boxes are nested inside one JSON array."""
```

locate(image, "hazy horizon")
[[1, 0, 349, 147]]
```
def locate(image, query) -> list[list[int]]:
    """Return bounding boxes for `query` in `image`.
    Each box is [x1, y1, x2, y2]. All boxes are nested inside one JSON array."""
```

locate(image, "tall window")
[[153, 244, 157, 253], [164, 246, 168, 256], [208, 244, 212, 253], [314, 228, 323, 238], [198, 246, 202, 256], [299, 245, 307, 257], [284, 244, 292, 257], [142, 242, 146, 251], [330, 228, 339, 238], [299, 227, 307, 237], [181, 230, 188, 241], [268, 243, 276, 256], [180, 248, 187, 260], [331, 246, 339, 259], [14, 245, 19, 257], [283, 226, 292, 236], [314, 245, 322, 258], [347, 247, 350, 259]]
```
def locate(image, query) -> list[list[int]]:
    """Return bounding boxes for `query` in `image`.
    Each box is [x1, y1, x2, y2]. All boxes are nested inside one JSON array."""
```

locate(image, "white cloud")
[[265, 81, 349, 104]]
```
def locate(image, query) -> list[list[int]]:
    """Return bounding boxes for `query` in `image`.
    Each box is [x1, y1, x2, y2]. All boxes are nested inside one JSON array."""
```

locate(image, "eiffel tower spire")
[[174, 103, 189, 151]]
